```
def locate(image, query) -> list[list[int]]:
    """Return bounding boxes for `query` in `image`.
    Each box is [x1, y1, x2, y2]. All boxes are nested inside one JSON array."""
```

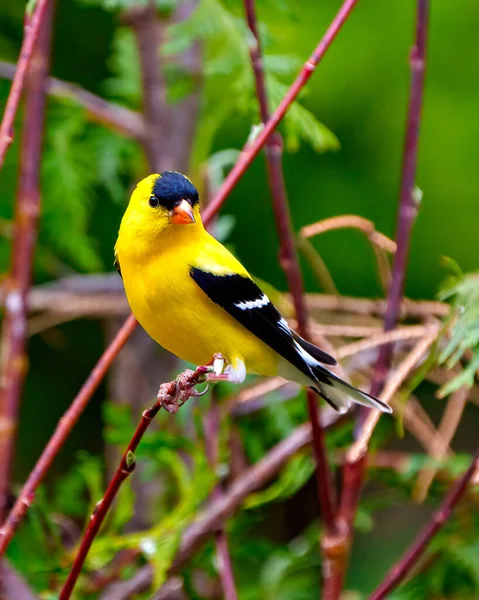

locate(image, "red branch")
[[370, 450, 479, 600], [0, 314, 137, 555], [202, 0, 360, 223], [0, 0, 51, 168], [368, 0, 428, 398], [59, 365, 212, 599], [0, 0, 54, 520], [203, 392, 238, 600], [0, 0, 361, 555], [337, 0, 429, 595], [242, 0, 338, 547]]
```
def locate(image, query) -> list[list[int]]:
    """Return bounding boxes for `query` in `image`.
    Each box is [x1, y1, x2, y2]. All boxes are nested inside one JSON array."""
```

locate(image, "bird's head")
[[121, 171, 202, 240]]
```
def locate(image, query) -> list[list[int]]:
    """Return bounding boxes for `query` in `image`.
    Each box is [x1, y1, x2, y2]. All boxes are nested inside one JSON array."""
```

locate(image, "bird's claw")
[[157, 354, 226, 412], [157, 361, 216, 413], [191, 383, 210, 397]]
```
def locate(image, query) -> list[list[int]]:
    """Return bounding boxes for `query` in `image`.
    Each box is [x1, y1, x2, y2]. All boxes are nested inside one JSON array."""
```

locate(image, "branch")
[[0, 0, 51, 168], [59, 364, 212, 599], [306, 294, 448, 319], [203, 0, 360, 222], [413, 385, 468, 502], [370, 450, 479, 600], [337, 1, 430, 593], [368, 0, 428, 399], [243, 0, 339, 563], [346, 325, 439, 462], [0, 315, 137, 556], [300, 215, 396, 295], [0, 60, 146, 140], [0, 0, 54, 519]]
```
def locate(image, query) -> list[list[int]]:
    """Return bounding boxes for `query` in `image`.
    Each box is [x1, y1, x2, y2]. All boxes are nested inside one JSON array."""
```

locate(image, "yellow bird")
[[115, 172, 391, 414]]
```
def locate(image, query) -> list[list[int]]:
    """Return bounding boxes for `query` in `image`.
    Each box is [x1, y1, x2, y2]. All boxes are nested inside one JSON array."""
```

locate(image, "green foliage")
[[437, 263, 479, 396], [104, 28, 142, 107], [390, 514, 479, 600], [87, 447, 214, 589], [240, 523, 321, 600], [40, 106, 103, 272], [165, 0, 339, 168], [245, 453, 315, 509]]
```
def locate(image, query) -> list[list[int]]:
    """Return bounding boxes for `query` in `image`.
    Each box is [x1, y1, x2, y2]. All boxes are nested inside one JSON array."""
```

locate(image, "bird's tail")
[[310, 363, 392, 415]]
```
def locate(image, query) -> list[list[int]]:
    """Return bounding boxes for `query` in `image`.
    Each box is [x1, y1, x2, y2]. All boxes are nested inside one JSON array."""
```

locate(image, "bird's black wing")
[[189, 268, 336, 378]]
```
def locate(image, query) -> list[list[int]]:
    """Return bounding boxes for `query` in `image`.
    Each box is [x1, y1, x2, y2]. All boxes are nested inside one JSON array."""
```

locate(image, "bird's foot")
[[157, 353, 231, 413], [157, 362, 215, 413]]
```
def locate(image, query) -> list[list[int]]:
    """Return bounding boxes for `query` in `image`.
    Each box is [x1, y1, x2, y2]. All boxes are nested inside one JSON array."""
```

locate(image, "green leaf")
[[104, 28, 142, 106], [436, 268, 479, 395], [41, 106, 103, 272], [245, 453, 314, 509]]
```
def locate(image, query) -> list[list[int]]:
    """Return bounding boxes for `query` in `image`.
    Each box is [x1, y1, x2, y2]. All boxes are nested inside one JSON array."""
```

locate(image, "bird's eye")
[[149, 195, 160, 208]]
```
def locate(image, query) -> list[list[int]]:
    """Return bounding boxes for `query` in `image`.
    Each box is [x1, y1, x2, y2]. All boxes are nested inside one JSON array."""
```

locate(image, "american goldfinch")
[[114, 172, 391, 414]]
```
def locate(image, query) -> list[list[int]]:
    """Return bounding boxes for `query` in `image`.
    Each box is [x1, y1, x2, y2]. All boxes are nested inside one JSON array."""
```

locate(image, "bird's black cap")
[[152, 171, 199, 210]]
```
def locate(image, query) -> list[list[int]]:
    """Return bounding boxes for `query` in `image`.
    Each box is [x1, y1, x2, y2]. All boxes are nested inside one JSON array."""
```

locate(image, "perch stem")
[[59, 365, 210, 599], [0, 0, 54, 519], [243, 0, 338, 546], [0, 315, 137, 555], [370, 450, 479, 600], [0, 0, 51, 168], [336, 0, 430, 595]]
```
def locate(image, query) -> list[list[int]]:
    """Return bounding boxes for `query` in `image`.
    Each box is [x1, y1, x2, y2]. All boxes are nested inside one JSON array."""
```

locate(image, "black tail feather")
[[292, 331, 337, 366]]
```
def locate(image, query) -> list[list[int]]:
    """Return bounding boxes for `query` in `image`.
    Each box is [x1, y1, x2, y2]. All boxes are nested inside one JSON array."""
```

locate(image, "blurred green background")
[[1, 0, 478, 597]]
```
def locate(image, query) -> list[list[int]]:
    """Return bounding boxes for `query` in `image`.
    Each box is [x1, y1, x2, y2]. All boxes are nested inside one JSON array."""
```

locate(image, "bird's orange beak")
[[170, 200, 196, 225]]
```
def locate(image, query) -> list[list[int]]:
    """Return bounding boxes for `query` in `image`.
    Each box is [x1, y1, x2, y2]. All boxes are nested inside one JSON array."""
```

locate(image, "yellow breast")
[[115, 222, 278, 377]]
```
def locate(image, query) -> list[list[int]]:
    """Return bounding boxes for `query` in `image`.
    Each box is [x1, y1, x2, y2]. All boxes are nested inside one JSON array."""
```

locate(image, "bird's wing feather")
[[291, 331, 337, 366], [190, 267, 334, 378]]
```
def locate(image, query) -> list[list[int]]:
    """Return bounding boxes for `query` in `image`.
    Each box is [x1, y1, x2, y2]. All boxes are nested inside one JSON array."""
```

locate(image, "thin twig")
[[367, 0, 428, 400], [203, 0, 361, 223], [0, 60, 146, 140], [0, 0, 54, 519], [59, 365, 211, 599], [347, 325, 438, 463], [370, 450, 479, 600], [203, 391, 238, 600], [296, 236, 339, 295], [403, 396, 453, 458], [337, 2, 429, 594], [242, 7, 338, 592], [413, 386, 468, 502], [336, 324, 429, 360], [300, 215, 396, 294], [0, 0, 51, 167], [0, 315, 137, 556], [301, 215, 396, 253], [306, 294, 448, 319]]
